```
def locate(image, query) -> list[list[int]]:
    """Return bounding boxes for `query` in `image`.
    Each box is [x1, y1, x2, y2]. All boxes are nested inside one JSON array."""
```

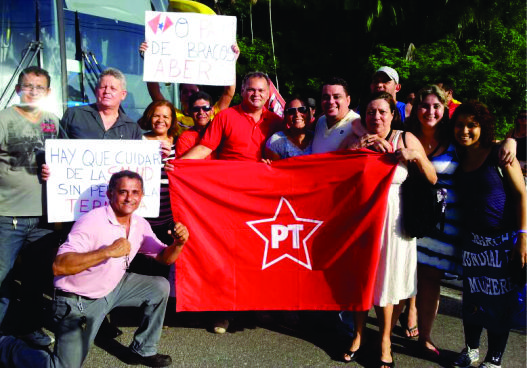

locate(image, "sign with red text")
[[143, 11, 237, 86], [169, 151, 398, 311], [45, 139, 163, 222]]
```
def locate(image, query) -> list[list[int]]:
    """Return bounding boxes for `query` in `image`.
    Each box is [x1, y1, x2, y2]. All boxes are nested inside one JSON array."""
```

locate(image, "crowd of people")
[[0, 55, 525, 368]]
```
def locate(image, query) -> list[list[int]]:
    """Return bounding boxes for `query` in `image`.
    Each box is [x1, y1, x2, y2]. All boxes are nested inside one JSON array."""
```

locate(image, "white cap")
[[374, 66, 399, 84]]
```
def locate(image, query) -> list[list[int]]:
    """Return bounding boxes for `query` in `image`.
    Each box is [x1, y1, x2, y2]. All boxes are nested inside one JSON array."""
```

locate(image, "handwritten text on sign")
[[143, 11, 237, 86], [46, 140, 163, 222]]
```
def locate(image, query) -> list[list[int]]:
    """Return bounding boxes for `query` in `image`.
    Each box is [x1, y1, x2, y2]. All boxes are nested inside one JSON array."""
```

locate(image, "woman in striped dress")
[[134, 100, 178, 277], [407, 86, 516, 359]]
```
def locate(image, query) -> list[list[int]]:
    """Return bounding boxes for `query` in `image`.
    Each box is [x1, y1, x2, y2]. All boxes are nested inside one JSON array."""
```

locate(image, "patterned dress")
[[417, 143, 463, 275]]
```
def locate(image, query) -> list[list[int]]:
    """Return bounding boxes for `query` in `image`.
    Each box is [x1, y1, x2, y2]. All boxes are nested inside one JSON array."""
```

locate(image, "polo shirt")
[[199, 105, 282, 161], [312, 110, 360, 154], [54, 206, 166, 299], [59, 104, 142, 140]]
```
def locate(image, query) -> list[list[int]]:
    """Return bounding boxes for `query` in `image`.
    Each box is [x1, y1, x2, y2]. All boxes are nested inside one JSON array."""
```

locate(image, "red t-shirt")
[[199, 105, 282, 161], [176, 128, 211, 159]]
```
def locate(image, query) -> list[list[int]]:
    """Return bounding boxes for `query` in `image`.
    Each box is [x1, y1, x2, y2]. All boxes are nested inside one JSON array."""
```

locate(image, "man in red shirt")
[[179, 72, 282, 161], [179, 72, 281, 333]]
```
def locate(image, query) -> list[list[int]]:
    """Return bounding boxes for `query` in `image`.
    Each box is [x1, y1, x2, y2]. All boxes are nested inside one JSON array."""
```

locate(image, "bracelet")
[[518, 230, 527, 234]]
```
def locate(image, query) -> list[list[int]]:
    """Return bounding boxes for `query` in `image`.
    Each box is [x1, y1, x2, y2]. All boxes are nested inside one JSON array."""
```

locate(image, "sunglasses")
[[285, 106, 308, 115], [191, 105, 212, 113]]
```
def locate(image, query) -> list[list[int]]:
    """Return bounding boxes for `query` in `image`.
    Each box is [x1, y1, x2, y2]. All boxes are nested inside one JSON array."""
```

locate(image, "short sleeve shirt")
[[312, 110, 360, 154], [59, 104, 142, 140], [175, 128, 211, 159], [0, 106, 59, 216], [54, 206, 167, 299]]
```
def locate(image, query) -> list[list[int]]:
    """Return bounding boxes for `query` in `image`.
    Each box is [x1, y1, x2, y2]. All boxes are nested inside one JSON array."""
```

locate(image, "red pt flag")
[[169, 150, 397, 311]]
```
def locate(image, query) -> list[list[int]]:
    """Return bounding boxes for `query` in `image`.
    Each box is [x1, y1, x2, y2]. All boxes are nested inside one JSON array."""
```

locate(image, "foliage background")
[[202, 0, 526, 136]]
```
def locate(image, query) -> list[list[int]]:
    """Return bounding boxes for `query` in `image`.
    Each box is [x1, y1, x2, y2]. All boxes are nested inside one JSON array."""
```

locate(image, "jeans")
[[0, 272, 170, 368], [0, 216, 54, 328], [54, 272, 170, 368]]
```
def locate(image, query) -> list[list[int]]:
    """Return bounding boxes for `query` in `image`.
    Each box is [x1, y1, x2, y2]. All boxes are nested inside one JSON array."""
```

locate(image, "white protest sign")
[[46, 139, 163, 222], [143, 11, 237, 86]]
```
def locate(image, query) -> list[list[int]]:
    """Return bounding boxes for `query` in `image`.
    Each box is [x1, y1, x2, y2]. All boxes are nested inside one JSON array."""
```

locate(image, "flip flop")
[[342, 349, 359, 363], [405, 325, 419, 340], [378, 352, 395, 368], [399, 312, 419, 340]]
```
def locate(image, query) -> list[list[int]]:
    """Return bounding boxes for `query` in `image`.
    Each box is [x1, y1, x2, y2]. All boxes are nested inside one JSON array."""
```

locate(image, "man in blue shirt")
[[370, 66, 406, 125]]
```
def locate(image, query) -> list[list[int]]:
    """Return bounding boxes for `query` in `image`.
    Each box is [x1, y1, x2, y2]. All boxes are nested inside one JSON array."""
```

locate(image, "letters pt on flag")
[[169, 150, 397, 311]]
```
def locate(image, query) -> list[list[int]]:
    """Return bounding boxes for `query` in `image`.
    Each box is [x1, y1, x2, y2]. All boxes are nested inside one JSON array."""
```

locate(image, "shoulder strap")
[[402, 131, 407, 148]]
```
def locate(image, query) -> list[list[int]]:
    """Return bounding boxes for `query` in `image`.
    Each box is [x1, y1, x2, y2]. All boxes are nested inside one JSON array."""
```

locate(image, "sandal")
[[378, 353, 395, 368], [405, 325, 419, 340], [418, 341, 440, 361], [342, 349, 359, 363], [399, 313, 419, 340]]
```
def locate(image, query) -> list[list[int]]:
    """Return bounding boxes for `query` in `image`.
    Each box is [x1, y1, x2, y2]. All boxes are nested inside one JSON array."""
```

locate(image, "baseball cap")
[[373, 66, 399, 84]]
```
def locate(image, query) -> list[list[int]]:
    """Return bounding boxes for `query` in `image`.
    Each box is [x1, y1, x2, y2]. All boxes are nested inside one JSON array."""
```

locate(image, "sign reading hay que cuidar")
[[45, 139, 163, 222]]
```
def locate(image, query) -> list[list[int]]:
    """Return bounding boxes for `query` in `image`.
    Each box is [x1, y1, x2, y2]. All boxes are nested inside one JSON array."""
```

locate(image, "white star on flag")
[[246, 197, 323, 270]]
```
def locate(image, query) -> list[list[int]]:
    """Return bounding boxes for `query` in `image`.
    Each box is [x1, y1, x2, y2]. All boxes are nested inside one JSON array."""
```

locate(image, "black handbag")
[[400, 132, 447, 238]]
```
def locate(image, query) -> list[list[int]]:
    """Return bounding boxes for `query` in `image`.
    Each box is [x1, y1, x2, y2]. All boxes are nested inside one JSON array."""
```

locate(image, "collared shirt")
[[54, 206, 166, 299], [199, 105, 282, 161], [312, 110, 360, 154], [59, 104, 142, 140]]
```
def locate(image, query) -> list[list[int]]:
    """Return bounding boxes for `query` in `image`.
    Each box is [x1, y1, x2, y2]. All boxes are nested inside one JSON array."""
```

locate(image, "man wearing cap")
[[370, 66, 406, 123]]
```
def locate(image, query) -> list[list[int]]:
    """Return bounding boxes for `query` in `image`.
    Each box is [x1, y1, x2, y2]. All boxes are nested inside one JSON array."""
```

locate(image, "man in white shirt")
[[312, 77, 360, 153]]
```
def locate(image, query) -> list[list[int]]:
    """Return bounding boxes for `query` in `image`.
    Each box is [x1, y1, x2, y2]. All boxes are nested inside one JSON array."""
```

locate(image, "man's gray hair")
[[98, 67, 127, 90]]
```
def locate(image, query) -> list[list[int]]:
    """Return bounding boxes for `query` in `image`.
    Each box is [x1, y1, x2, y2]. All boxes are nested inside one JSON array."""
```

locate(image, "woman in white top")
[[342, 92, 436, 368]]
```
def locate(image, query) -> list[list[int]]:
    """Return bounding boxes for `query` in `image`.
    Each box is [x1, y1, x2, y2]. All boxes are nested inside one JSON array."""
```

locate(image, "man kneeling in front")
[[0, 170, 188, 368], [52, 170, 187, 367]]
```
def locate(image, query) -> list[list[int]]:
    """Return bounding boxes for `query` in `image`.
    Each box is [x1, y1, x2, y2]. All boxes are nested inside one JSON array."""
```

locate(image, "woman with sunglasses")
[[265, 98, 313, 160], [175, 91, 215, 159]]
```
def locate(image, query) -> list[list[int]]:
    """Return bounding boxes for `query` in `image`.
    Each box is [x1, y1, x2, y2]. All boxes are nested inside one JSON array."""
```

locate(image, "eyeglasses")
[[20, 84, 48, 93], [190, 105, 212, 113], [285, 106, 308, 115]]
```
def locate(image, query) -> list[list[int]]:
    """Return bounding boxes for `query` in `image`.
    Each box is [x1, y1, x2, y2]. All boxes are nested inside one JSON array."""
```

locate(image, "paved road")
[[81, 285, 526, 368]]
